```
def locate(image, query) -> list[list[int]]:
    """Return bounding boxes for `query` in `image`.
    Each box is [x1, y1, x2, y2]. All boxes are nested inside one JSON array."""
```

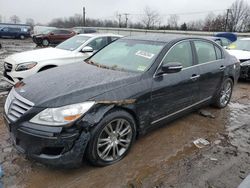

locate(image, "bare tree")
[[141, 7, 161, 29], [227, 0, 250, 32], [167, 14, 179, 29], [0, 15, 2, 23], [26, 18, 35, 26], [10, 15, 21, 24], [187, 20, 204, 31]]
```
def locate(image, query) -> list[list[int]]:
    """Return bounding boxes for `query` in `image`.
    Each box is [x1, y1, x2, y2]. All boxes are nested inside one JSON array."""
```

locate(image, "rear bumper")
[[4, 115, 90, 168]]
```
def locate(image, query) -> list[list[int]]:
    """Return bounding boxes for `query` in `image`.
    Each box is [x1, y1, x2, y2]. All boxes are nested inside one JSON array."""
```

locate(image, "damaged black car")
[[4, 35, 240, 167]]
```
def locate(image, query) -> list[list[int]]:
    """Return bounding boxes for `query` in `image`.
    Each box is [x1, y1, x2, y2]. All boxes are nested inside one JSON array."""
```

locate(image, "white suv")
[[3, 33, 122, 84]]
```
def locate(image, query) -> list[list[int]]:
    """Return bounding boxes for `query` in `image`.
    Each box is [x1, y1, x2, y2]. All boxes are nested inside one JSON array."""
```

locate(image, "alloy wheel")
[[97, 118, 133, 162], [220, 80, 232, 107]]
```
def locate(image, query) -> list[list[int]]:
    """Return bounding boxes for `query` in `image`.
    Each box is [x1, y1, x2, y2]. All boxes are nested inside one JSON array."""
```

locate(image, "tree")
[[180, 23, 187, 31], [187, 20, 204, 31], [167, 14, 179, 29], [141, 7, 161, 29], [227, 0, 250, 32], [10, 15, 21, 24], [26, 18, 35, 26], [203, 13, 226, 31]]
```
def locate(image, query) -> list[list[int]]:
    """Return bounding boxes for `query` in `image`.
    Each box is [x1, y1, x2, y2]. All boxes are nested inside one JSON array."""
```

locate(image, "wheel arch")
[[81, 104, 140, 137]]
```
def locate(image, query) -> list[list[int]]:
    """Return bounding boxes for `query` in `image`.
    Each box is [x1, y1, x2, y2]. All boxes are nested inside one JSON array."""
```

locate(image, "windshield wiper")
[[85, 59, 113, 70]]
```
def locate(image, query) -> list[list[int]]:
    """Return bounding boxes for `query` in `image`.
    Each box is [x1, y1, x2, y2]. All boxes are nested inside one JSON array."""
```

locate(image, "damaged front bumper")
[[240, 65, 250, 79], [4, 115, 90, 168]]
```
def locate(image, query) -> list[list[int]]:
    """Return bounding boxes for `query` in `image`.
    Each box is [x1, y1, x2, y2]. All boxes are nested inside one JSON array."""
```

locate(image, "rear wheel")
[[42, 39, 49, 46], [86, 110, 136, 166], [213, 78, 233, 108]]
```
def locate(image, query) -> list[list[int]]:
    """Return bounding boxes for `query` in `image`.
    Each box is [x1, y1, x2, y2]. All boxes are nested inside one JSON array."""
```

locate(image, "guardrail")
[[95, 27, 250, 37]]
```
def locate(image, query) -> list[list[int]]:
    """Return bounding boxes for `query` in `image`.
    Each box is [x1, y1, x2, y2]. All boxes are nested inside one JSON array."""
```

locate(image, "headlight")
[[15, 62, 37, 71], [30, 101, 95, 126], [241, 60, 250, 66]]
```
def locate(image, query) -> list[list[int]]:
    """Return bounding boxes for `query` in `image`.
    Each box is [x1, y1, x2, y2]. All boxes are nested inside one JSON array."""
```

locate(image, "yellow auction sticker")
[[228, 44, 236, 49]]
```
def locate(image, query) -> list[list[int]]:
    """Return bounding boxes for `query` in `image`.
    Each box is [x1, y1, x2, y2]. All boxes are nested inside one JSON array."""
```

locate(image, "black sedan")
[[4, 35, 240, 167]]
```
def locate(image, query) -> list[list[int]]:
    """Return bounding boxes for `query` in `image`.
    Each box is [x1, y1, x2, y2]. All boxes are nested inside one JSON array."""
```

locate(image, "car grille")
[[4, 62, 13, 72], [4, 89, 34, 122]]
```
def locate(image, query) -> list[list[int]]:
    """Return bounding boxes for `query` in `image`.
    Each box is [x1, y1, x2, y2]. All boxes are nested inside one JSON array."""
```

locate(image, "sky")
[[0, 0, 239, 25]]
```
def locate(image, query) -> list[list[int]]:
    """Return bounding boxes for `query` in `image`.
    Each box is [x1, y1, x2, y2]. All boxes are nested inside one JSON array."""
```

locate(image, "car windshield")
[[42, 29, 55, 34], [87, 39, 165, 72], [56, 35, 90, 51], [228, 40, 250, 51]]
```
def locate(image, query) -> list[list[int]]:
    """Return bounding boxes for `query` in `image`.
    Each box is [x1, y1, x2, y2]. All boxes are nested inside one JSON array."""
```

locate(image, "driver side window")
[[162, 41, 193, 68]]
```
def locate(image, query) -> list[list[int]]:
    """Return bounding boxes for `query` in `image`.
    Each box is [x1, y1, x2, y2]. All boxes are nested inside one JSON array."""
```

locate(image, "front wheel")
[[213, 78, 233, 108], [20, 35, 25, 40], [86, 110, 136, 166]]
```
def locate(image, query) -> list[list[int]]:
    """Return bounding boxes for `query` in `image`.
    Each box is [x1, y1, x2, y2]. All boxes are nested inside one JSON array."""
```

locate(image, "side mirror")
[[81, 46, 94, 53], [160, 62, 183, 74]]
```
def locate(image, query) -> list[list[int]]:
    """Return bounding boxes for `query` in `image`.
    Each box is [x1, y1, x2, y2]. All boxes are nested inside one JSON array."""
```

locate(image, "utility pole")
[[124, 13, 129, 28], [83, 6, 86, 27], [225, 9, 230, 32]]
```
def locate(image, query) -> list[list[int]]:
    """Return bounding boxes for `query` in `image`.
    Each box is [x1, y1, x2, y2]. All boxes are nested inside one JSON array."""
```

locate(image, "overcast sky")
[[0, 0, 238, 25]]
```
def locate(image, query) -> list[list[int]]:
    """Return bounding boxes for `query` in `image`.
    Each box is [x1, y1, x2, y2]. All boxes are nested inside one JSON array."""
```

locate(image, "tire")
[[86, 110, 136, 166], [42, 39, 49, 46], [20, 35, 25, 40], [212, 78, 233, 108]]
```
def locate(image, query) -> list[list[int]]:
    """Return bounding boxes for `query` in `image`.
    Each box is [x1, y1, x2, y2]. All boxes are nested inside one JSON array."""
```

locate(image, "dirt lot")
[[0, 39, 250, 188]]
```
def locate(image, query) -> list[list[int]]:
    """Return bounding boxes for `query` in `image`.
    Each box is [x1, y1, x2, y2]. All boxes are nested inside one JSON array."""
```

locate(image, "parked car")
[[73, 27, 97, 34], [227, 38, 250, 79], [215, 32, 237, 43], [207, 36, 232, 48], [4, 33, 122, 84], [0, 27, 30, 39], [32, 29, 76, 46], [4, 35, 239, 167]]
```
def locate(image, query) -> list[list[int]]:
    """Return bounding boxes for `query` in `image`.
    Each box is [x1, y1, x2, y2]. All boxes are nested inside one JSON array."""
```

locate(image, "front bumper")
[[4, 115, 90, 167], [240, 65, 250, 79]]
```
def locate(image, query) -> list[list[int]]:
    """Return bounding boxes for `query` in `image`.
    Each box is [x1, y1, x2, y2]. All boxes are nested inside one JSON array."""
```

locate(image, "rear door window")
[[194, 41, 217, 64], [162, 41, 193, 68], [59, 30, 72, 34]]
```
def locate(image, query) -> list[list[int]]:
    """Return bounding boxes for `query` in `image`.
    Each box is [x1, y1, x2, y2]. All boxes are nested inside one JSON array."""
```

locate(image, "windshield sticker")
[[137, 65, 147, 71], [135, 50, 155, 59]]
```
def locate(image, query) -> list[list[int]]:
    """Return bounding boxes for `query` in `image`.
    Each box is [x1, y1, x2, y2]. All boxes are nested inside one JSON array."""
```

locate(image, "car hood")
[[226, 49, 250, 60], [5, 48, 74, 65], [15, 62, 141, 107]]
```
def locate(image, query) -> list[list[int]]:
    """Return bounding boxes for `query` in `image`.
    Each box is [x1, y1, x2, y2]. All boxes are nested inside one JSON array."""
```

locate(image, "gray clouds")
[[0, 0, 238, 24]]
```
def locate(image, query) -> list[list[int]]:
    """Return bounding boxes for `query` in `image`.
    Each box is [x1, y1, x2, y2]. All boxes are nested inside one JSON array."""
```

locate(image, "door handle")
[[190, 74, 200, 80], [219, 65, 226, 70]]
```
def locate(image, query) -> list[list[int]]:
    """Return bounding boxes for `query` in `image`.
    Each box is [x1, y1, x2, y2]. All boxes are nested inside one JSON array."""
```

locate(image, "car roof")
[[78, 33, 122, 38], [123, 34, 216, 43]]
